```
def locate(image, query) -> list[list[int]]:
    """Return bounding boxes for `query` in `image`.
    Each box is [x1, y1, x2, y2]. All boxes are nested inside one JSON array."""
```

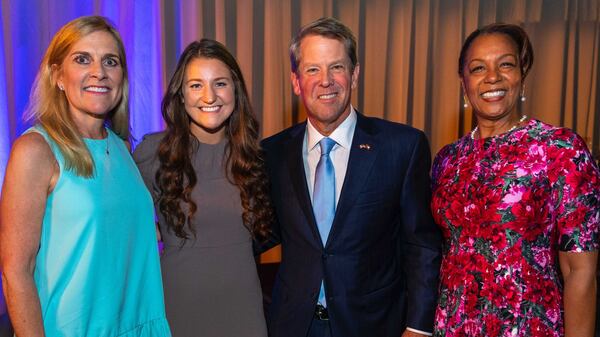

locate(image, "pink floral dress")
[[431, 119, 600, 337]]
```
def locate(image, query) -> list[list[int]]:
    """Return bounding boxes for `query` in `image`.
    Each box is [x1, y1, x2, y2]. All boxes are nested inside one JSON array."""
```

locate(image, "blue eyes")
[[103, 58, 119, 67], [72, 54, 120, 67], [304, 64, 346, 74], [74, 55, 89, 64]]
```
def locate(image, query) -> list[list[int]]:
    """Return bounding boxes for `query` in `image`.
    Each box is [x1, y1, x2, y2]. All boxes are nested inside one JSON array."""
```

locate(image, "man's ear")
[[351, 63, 360, 90], [291, 71, 301, 96]]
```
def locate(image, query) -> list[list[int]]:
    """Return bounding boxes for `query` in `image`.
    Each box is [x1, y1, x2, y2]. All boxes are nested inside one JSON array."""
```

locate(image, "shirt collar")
[[306, 106, 357, 152]]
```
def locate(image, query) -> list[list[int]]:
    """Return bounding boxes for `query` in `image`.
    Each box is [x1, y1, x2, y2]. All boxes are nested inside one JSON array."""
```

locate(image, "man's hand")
[[402, 330, 430, 337]]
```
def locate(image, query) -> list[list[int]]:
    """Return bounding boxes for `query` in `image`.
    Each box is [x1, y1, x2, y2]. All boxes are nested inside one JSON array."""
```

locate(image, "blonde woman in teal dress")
[[0, 16, 170, 336]]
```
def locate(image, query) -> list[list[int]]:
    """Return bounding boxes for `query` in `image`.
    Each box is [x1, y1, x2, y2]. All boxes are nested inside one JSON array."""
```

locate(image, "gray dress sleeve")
[[133, 132, 165, 201]]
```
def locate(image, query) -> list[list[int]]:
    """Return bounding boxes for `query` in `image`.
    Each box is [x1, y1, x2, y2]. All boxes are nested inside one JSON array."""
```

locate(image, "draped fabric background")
[[0, 0, 600, 320]]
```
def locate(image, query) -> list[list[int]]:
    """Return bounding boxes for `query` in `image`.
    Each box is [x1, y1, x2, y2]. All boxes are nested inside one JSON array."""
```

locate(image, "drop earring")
[[520, 87, 526, 102], [463, 96, 469, 108]]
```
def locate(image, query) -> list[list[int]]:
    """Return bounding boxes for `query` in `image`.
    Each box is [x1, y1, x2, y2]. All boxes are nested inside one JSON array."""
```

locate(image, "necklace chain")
[[104, 129, 109, 155], [471, 115, 528, 140]]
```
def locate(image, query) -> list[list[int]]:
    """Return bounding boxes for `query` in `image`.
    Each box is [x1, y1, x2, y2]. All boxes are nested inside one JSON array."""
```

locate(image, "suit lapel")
[[284, 123, 323, 246], [326, 113, 379, 247]]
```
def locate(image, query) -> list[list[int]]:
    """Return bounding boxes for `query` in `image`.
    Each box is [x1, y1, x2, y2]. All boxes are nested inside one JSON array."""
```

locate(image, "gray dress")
[[134, 132, 267, 337]]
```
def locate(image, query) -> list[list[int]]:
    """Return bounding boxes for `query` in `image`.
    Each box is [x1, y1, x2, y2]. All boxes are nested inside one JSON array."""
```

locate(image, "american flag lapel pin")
[[359, 144, 371, 150]]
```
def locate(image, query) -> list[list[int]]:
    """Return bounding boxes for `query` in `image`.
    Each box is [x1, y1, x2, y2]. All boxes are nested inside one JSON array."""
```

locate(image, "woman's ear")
[[51, 64, 64, 91], [460, 78, 469, 108]]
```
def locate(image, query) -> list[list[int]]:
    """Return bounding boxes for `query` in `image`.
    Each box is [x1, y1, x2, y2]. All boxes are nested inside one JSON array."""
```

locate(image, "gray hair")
[[289, 17, 358, 73]]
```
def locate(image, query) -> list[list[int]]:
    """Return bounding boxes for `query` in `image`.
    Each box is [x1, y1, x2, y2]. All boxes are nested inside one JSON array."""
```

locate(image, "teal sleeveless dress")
[[29, 126, 171, 336]]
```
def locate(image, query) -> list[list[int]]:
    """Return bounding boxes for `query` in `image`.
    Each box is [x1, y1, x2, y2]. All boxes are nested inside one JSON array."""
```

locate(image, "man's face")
[[292, 35, 359, 135]]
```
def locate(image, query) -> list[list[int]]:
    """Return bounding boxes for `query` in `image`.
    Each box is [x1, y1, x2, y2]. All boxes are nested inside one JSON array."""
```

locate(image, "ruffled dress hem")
[[117, 317, 171, 337]]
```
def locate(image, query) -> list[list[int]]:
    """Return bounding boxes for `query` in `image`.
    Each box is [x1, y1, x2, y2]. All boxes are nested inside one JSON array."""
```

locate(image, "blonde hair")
[[25, 15, 130, 177]]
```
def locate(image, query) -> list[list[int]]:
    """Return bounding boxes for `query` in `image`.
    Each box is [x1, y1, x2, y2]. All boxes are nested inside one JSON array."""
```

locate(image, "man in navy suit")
[[261, 17, 442, 337]]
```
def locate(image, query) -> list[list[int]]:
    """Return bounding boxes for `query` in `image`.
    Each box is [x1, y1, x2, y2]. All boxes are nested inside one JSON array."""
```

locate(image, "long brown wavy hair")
[[156, 38, 272, 243]]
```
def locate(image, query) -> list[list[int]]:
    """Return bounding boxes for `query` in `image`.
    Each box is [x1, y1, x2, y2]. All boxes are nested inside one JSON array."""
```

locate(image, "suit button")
[[322, 253, 328, 259]]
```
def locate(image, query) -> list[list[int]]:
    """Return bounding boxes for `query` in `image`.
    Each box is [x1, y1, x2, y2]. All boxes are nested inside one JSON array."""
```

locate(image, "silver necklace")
[[103, 129, 109, 155], [471, 115, 528, 140]]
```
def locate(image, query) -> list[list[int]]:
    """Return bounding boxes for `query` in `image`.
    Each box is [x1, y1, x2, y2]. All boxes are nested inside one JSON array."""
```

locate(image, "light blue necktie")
[[313, 137, 336, 306]]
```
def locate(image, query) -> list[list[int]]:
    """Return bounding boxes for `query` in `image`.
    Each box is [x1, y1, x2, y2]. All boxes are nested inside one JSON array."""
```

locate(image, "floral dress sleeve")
[[431, 143, 453, 192], [548, 130, 600, 252]]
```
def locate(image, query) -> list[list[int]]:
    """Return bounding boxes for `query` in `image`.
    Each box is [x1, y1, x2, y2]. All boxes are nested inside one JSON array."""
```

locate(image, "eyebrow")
[[302, 59, 347, 68], [186, 77, 232, 83], [468, 53, 517, 64], [103, 53, 120, 59], [69, 51, 120, 59]]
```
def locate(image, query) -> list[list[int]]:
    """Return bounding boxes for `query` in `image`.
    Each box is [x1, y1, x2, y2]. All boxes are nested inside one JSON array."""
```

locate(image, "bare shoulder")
[[1, 132, 57, 268], [6, 132, 57, 187], [10, 132, 55, 167]]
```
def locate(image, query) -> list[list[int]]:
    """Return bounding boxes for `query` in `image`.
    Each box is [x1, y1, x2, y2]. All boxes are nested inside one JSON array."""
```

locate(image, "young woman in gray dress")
[[134, 39, 273, 337]]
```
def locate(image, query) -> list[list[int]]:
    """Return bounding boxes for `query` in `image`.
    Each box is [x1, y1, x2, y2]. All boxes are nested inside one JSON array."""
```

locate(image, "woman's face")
[[182, 57, 235, 143], [56, 30, 124, 120], [461, 33, 522, 122]]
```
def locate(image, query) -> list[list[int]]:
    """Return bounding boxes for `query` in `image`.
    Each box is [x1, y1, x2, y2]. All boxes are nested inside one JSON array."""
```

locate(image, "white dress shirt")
[[303, 108, 356, 207]]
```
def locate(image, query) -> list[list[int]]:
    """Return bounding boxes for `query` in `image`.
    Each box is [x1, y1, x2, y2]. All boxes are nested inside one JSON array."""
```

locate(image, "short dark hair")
[[289, 17, 358, 73], [458, 23, 534, 79]]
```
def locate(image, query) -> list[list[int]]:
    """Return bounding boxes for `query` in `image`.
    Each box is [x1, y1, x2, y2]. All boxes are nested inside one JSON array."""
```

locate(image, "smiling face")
[[56, 30, 123, 121], [182, 57, 235, 143], [291, 34, 359, 135], [461, 33, 523, 123]]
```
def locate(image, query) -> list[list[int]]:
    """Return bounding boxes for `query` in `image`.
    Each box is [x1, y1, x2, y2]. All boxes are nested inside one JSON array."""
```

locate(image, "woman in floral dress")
[[431, 23, 600, 337]]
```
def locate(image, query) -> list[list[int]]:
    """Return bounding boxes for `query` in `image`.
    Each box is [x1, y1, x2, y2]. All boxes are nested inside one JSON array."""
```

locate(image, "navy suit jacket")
[[261, 112, 442, 337]]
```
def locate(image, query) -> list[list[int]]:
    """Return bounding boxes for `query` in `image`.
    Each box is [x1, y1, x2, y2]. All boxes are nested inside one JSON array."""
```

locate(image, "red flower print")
[[432, 119, 600, 337]]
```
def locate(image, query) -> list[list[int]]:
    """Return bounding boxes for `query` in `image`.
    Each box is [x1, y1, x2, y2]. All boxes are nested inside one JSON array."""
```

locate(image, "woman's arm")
[[0, 133, 58, 337], [559, 250, 598, 337]]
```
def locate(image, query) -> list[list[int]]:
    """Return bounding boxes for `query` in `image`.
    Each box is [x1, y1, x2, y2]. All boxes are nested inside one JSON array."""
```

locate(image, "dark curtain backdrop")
[[1, 0, 600, 316]]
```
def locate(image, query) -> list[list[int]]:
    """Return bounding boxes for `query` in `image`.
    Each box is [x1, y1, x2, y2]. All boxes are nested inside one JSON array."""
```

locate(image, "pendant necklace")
[[104, 129, 110, 155]]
